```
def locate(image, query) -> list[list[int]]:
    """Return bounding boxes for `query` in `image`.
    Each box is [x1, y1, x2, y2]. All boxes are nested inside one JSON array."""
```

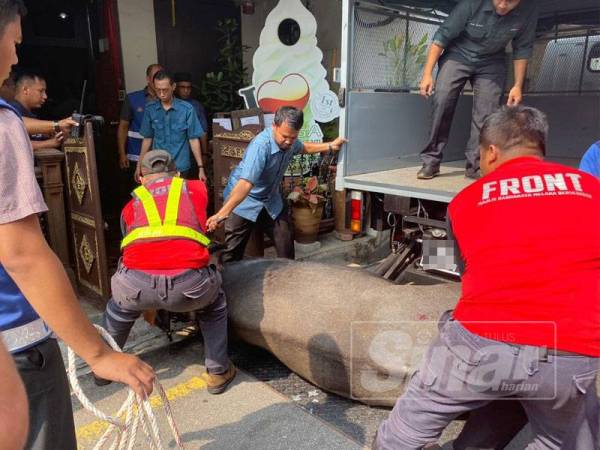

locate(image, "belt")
[[540, 347, 588, 358], [0, 318, 52, 353], [118, 262, 211, 285], [507, 344, 587, 359]]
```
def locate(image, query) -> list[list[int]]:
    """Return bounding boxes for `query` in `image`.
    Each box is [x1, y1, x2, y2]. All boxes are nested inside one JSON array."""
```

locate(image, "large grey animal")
[[222, 258, 460, 407]]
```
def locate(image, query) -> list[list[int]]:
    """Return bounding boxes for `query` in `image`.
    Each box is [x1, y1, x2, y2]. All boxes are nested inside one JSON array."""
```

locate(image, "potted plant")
[[287, 176, 327, 244]]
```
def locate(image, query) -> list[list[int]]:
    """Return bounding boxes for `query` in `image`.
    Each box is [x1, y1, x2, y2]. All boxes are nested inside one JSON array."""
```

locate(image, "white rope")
[[67, 325, 185, 450]]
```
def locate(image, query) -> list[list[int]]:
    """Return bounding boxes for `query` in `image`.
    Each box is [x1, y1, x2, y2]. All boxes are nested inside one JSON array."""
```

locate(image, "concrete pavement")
[[72, 337, 365, 450], [68, 232, 534, 449]]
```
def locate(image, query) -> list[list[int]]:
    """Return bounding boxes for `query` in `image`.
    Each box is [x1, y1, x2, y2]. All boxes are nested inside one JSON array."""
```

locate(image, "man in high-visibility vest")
[[101, 149, 235, 394]]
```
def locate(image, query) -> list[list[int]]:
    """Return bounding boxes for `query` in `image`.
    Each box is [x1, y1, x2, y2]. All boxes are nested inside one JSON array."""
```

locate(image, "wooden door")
[[63, 122, 110, 299]]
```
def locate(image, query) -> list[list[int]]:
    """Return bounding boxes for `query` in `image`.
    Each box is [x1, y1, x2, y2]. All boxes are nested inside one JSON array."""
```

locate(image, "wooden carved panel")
[[63, 123, 110, 300]]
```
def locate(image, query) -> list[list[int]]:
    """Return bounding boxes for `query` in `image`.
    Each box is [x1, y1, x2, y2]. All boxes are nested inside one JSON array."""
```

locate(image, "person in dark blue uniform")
[[174, 72, 209, 157], [117, 63, 163, 184]]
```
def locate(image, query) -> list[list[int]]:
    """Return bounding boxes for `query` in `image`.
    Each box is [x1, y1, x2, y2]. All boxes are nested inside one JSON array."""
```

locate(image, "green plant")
[[380, 33, 429, 88], [287, 176, 328, 212], [200, 19, 248, 113], [319, 118, 339, 142]]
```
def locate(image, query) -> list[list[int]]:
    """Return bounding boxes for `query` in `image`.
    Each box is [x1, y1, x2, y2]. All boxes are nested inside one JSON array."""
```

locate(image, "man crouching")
[[101, 150, 236, 394]]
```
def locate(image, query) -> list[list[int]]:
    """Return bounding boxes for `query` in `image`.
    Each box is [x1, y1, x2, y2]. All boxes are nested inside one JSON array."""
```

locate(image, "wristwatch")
[[53, 121, 60, 133]]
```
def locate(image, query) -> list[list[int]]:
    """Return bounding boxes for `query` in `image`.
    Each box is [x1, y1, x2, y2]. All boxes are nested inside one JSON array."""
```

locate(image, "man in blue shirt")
[[580, 141, 600, 178], [417, 0, 538, 180], [137, 70, 206, 181], [174, 72, 208, 131], [10, 71, 76, 150], [206, 106, 346, 261], [174, 72, 209, 158]]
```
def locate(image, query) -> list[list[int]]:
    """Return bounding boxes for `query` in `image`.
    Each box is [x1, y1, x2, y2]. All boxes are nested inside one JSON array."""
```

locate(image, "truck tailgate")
[[344, 160, 473, 203]]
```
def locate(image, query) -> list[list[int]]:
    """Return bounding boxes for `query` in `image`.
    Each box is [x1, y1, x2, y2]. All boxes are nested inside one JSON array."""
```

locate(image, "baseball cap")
[[141, 150, 176, 174]]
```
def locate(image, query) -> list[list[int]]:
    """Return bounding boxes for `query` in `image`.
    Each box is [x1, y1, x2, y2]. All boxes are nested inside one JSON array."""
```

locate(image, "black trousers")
[[222, 206, 295, 263], [420, 56, 506, 172], [13, 339, 77, 450], [179, 168, 196, 180]]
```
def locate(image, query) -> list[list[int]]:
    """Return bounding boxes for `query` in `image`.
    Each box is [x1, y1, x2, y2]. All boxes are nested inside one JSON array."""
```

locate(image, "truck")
[[335, 0, 600, 279]]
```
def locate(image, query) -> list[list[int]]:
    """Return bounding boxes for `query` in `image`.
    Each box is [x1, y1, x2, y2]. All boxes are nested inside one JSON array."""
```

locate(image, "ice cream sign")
[[238, 0, 340, 142], [256, 73, 310, 113]]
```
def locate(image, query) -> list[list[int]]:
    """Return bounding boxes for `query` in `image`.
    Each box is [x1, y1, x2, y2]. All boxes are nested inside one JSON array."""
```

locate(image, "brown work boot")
[[204, 364, 237, 394]]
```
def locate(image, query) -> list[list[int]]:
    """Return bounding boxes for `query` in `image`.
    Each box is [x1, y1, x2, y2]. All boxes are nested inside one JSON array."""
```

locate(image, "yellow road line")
[[76, 375, 207, 445]]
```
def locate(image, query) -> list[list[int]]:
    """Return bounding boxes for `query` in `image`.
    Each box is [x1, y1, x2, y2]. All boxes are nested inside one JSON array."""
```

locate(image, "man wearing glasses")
[[136, 70, 206, 182]]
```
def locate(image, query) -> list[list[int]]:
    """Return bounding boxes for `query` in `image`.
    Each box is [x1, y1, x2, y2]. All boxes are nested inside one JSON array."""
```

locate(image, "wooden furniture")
[[63, 122, 110, 300], [35, 149, 71, 267]]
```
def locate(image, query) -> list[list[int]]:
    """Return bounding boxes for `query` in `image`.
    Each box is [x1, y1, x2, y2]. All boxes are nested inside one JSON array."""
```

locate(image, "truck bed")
[[343, 158, 581, 203]]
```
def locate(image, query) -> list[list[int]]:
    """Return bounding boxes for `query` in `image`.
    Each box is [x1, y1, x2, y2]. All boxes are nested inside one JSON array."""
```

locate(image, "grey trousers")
[[420, 57, 506, 172], [103, 263, 229, 374], [13, 338, 77, 450], [453, 400, 528, 449], [562, 377, 600, 450], [375, 318, 599, 450]]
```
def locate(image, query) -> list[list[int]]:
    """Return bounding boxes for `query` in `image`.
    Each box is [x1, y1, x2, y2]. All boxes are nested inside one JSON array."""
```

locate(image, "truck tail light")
[[350, 191, 362, 233]]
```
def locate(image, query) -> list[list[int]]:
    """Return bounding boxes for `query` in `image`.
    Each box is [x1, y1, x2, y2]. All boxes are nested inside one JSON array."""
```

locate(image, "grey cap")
[[141, 149, 176, 174]]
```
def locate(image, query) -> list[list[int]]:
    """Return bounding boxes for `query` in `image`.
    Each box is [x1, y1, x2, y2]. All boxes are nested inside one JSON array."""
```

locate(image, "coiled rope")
[[67, 325, 185, 450]]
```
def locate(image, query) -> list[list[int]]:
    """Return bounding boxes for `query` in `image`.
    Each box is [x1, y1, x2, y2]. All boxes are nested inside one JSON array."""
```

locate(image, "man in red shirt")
[[102, 150, 236, 394], [375, 105, 600, 449]]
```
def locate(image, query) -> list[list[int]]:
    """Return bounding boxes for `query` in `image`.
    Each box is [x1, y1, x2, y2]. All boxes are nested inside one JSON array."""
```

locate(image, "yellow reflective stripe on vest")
[[132, 184, 161, 226], [164, 176, 183, 226], [121, 225, 211, 248], [121, 177, 211, 249]]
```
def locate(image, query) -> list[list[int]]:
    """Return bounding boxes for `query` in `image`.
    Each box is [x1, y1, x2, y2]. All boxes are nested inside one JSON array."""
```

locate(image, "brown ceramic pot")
[[292, 203, 324, 244]]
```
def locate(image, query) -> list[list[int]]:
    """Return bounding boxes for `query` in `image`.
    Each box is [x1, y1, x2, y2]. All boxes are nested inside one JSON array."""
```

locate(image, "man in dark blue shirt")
[[137, 70, 206, 181], [10, 71, 67, 150], [417, 0, 538, 180], [174, 72, 209, 156]]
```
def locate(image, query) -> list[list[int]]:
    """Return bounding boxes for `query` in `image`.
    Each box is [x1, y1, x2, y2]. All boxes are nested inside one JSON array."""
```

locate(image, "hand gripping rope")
[[67, 325, 185, 450]]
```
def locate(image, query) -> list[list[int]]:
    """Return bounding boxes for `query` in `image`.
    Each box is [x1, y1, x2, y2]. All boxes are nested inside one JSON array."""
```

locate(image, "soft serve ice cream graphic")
[[249, 0, 339, 142]]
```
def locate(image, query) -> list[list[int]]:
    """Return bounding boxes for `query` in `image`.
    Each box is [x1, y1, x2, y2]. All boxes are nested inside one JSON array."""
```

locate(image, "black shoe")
[[465, 168, 481, 180], [417, 165, 440, 180]]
